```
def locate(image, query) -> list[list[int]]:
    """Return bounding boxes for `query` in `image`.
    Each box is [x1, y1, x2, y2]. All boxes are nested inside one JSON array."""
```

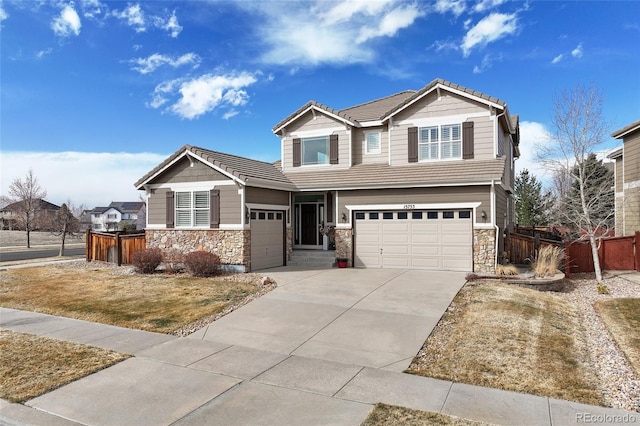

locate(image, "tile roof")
[[284, 158, 507, 190], [612, 119, 640, 139], [135, 145, 293, 189], [273, 78, 510, 133]]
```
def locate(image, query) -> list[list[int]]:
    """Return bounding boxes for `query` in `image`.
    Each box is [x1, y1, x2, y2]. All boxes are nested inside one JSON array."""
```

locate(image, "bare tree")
[[7, 169, 47, 248], [537, 84, 612, 282], [53, 200, 82, 256]]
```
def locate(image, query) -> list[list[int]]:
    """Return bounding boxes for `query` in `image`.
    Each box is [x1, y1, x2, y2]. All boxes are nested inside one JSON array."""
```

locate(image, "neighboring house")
[[136, 78, 520, 273], [89, 202, 145, 231], [608, 119, 640, 236], [0, 199, 60, 231]]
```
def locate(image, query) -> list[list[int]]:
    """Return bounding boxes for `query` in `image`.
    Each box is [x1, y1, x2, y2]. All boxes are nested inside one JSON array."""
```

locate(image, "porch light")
[[341, 212, 347, 222]]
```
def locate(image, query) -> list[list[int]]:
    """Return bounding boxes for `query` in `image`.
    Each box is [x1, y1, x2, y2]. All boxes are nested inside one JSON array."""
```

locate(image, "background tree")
[[53, 202, 81, 256], [514, 169, 552, 227], [7, 169, 47, 248], [537, 83, 612, 282]]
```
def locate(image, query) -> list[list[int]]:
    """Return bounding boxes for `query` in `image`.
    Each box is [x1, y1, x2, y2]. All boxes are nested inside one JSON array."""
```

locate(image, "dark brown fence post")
[[564, 241, 571, 278], [86, 229, 91, 262], [636, 231, 640, 272], [116, 232, 122, 266]]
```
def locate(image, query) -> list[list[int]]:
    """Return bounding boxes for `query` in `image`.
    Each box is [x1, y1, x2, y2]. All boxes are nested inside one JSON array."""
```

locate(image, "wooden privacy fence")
[[564, 232, 640, 277], [507, 230, 640, 277], [86, 230, 146, 266]]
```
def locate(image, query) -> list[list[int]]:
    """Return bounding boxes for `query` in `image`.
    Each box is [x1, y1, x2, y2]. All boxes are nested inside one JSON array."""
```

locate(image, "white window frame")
[[365, 131, 381, 155], [302, 136, 330, 166], [418, 123, 462, 161], [175, 190, 210, 228]]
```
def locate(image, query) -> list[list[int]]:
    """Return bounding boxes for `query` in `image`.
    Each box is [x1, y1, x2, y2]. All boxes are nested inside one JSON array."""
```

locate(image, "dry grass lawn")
[[0, 264, 268, 334], [594, 298, 640, 375], [0, 329, 128, 403], [408, 280, 603, 407], [361, 403, 488, 426]]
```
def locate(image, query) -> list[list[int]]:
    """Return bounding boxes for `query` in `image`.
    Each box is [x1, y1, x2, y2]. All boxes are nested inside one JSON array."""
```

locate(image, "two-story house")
[[136, 79, 520, 273], [89, 201, 145, 231], [608, 119, 640, 236]]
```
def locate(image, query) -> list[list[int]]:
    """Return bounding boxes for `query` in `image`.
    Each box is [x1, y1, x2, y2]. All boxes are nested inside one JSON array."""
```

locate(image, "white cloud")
[[51, 4, 82, 37], [516, 121, 553, 185], [571, 42, 583, 58], [113, 3, 145, 33], [129, 53, 200, 74], [0, 151, 167, 208], [222, 110, 239, 120], [461, 12, 518, 57], [473, 0, 507, 13], [153, 10, 182, 38], [356, 4, 423, 44], [434, 0, 467, 17], [36, 48, 53, 59], [149, 71, 258, 120], [472, 53, 501, 73], [551, 54, 563, 64], [0, 4, 9, 21], [431, 39, 459, 52], [245, 1, 423, 66], [80, 0, 103, 18]]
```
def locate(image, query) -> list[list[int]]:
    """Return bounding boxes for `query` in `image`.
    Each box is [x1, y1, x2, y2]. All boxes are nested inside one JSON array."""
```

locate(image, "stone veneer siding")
[[473, 228, 496, 273], [286, 227, 293, 262], [146, 229, 250, 271], [334, 228, 353, 266]]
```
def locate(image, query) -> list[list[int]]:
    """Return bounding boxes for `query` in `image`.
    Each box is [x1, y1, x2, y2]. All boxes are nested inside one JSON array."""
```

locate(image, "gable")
[[147, 156, 231, 185], [286, 110, 346, 134], [393, 90, 490, 124]]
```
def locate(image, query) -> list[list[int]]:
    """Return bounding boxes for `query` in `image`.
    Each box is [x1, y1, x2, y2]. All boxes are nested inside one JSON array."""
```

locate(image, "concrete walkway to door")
[[189, 267, 465, 371]]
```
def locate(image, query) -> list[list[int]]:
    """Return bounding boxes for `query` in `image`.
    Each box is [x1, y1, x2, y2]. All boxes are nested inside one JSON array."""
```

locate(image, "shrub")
[[185, 251, 220, 277], [495, 264, 520, 276], [532, 245, 565, 278], [597, 283, 610, 295], [131, 248, 163, 274], [162, 248, 185, 274]]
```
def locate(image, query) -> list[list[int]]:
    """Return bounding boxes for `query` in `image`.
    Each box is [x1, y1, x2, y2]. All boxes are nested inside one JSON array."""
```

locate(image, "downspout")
[[491, 180, 499, 269], [388, 117, 393, 166], [494, 111, 505, 157]]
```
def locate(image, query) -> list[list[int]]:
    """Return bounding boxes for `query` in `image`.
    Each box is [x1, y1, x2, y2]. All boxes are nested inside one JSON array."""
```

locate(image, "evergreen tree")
[[564, 153, 614, 228], [514, 169, 552, 227]]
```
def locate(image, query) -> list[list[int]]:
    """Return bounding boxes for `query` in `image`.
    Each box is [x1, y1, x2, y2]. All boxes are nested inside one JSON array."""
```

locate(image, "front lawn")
[[407, 280, 604, 407], [0, 262, 273, 334], [595, 298, 640, 375]]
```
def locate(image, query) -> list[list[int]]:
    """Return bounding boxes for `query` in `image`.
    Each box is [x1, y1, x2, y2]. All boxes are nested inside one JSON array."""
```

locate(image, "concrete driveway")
[[190, 267, 466, 371]]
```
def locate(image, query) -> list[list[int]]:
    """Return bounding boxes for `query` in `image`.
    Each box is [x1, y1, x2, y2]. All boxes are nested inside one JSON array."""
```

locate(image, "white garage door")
[[354, 210, 472, 271], [250, 210, 284, 271]]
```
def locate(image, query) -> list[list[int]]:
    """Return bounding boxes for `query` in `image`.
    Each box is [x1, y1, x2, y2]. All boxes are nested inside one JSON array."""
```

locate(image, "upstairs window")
[[175, 191, 210, 227], [365, 132, 381, 154], [418, 123, 461, 161], [302, 136, 329, 165]]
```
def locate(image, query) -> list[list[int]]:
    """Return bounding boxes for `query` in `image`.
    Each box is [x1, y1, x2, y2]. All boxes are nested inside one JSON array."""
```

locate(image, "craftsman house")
[[136, 78, 520, 272], [608, 119, 640, 236]]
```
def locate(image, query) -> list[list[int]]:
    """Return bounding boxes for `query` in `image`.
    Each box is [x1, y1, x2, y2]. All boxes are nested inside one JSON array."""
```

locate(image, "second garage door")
[[354, 210, 472, 271], [250, 210, 284, 271]]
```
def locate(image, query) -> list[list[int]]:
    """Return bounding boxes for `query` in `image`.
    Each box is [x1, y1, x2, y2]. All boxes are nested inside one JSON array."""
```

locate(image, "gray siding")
[[150, 157, 229, 184], [389, 92, 495, 166], [494, 186, 508, 259], [352, 126, 389, 165], [219, 185, 241, 224], [246, 187, 289, 205], [337, 186, 491, 220], [147, 188, 169, 225], [624, 130, 640, 185]]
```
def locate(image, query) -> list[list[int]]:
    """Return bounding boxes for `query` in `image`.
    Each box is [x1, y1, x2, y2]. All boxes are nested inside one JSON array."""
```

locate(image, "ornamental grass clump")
[[131, 248, 163, 274], [495, 263, 520, 276], [185, 251, 220, 277], [532, 245, 565, 278]]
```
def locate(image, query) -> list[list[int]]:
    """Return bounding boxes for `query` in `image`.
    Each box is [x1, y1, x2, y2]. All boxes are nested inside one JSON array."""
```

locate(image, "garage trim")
[[345, 202, 481, 225]]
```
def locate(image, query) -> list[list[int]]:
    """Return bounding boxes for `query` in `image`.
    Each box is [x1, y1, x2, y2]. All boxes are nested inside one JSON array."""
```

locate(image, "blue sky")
[[1, 0, 639, 207]]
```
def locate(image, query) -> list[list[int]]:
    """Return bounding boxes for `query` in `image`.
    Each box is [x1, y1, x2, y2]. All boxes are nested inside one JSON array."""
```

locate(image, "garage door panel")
[[250, 210, 284, 271], [355, 209, 472, 271]]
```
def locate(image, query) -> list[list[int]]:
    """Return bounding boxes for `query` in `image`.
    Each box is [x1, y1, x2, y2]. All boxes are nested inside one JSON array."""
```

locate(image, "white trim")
[[345, 202, 481, 211], [624, 180, 640, 190], [395, 111, 488, 127], [219, 224, 248, 230], [239, 186, 245, 228], [388, 116, 393, 165], [384, 83, 503, 121], [364, 130, 382, 155], [145, 224, 167, 229], [246, 203, 290, 211], [296, 180, 495, 192], [146, 181, 234, 190], [289, 126, 345, 139], [612, 123, 640, 139], [274, 105, 357, 134], [360, 120, 384, 127]]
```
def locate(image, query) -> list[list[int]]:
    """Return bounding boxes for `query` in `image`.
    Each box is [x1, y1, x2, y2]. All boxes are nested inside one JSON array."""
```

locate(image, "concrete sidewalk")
[[1, 267, 638, 425]]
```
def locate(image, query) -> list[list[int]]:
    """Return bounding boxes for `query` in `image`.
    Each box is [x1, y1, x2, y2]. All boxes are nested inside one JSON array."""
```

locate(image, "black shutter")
[[166, 191, 174, 228], [408, 127, 418, 163], [210, 189, 220, 228], [330, 134, 339, 164], [463, 121, 474, 159], [326, 192, 333, 222], [293, 138, 301, 167]]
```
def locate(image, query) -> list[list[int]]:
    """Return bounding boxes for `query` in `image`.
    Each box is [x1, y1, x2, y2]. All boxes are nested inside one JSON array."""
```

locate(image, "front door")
[[301, 204, 317, 245]]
